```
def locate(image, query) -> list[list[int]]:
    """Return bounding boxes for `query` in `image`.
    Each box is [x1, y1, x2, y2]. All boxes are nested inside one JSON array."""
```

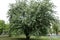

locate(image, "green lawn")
[[0, 35, 60, 40]]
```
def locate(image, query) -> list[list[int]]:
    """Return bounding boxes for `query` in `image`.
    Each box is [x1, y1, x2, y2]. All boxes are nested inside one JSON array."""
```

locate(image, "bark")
[[56, 29, 58, 35], [56, 31, 58, 35], [9, 34, 11, 37], [26, 34, 30, 40]]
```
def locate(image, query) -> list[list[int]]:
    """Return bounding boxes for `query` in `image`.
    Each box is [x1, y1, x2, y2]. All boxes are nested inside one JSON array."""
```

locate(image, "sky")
[[0, 0, 15, 23], [0, 0, 60, 23]]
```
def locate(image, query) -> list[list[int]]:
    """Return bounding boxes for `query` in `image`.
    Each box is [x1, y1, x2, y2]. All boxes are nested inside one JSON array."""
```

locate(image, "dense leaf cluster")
[[8, 0, 56, 36]]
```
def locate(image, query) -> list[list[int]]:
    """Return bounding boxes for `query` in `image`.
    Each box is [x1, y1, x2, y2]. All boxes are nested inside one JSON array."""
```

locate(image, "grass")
[[0, 35, 60, 40]]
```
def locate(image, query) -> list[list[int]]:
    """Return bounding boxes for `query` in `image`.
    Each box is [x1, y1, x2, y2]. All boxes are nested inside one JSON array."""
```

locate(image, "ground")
[[0, 35, 60, 40]]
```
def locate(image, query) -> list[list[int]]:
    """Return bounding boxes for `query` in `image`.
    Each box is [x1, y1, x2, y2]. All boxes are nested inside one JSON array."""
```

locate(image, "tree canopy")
[[0, 20, 5, 35], [8, 0, 56, 40]]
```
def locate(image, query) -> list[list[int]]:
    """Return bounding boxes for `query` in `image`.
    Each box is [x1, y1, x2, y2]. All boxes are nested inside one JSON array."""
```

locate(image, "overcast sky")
[[0, 0, 60, 23]]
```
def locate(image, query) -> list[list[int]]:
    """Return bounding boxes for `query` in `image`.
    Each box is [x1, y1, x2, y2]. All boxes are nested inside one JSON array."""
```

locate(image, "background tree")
[[8, 0, 56, 40], [52, 21, 60, 35], [0, 20, 5, 35], [4, 24, 9, 35]]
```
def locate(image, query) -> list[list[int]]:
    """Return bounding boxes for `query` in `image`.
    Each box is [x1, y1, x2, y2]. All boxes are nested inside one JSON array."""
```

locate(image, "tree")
[[0, 20, 5, 35], [8, 0, 56, 40], [52, 22, 59, 35], [4, 24, 10, 35]]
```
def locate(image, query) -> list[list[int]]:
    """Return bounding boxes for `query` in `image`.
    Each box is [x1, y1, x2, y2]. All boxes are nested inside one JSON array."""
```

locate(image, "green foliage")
[[0, 20, 10, 35], [4, 24, 10, 34], [0, 20, 5, 29], [8, 0, 56, 37], [0, 20, 5, 35], [52, 22, 60, 34]]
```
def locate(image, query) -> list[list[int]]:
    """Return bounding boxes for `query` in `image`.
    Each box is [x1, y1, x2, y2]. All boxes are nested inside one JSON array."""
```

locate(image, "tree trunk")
[[56, 29, 58, 35], [26, 34, 30, 40], [9, 34, 11, 37], [56, 31, 58, 35]]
